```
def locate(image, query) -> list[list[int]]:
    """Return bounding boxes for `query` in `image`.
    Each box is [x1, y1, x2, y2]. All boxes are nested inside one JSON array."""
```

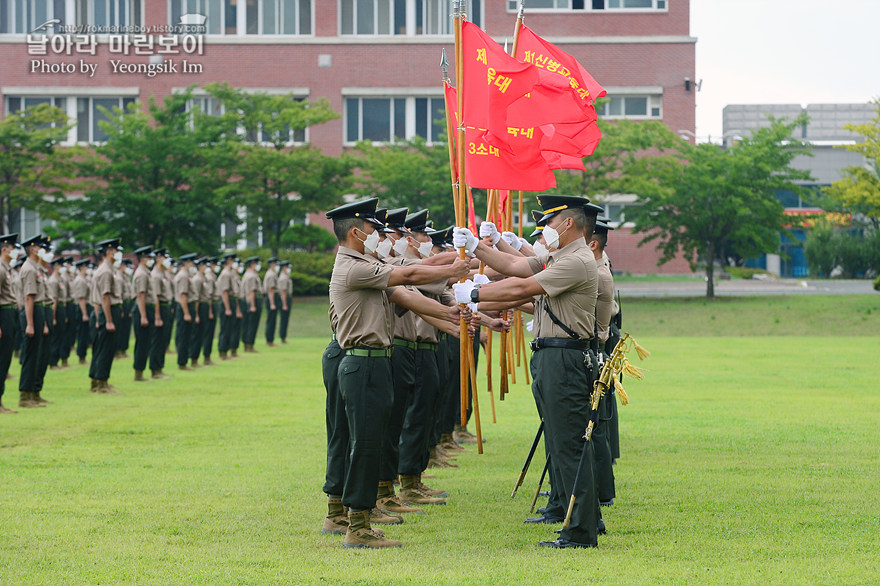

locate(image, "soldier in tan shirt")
[[0, 233, 21, 413], [276, 260, 292, 343], [215, 254, 237, 359], [262, 257, 280, 346], [174, 253, 197, 370], [72, 259, 92, 364], [89, 238, 124, 394], [18, 235, 50, 408], [240, 257, 262, 352], [149, 249, 172, 378], [200, 257, 219, 365], [131, 246, 158, 381]]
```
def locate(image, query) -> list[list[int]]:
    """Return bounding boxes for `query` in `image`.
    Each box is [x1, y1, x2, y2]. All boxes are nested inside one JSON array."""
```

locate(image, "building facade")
[[1, 0, 696, 272]]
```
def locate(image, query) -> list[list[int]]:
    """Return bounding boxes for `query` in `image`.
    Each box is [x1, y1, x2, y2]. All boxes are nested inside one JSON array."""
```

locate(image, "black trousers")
[[117, 299, 133, 351], [48, 304, 67, 366], [62, 302, 77, 360], [202, 302, 218, 359], [175, 302, 195, 366], [132, 304, 154, 372], [19, 305, 45, 392], [278, 294, 291, 341], [432, 335, 451, 445], [264, 293, 279, 342], [232, 299, 245, 350], [398, 347, 440, 475], [531, 347, 600, 546], [217, 301, 235, 353], [149, 304, 172, 371], [89, 305, 121, 381], [338, 353, 393, 512], [443, 332, 480, 432], [322, 340, 348, 496], [189, 302, 209, 360], [36, 306, 52, 391], [594, 390, 616, 503], [384, 343, 415, 482], [242, 298, 262, 345], [0, 307, 18, 398], [76, 305, 91, 360]]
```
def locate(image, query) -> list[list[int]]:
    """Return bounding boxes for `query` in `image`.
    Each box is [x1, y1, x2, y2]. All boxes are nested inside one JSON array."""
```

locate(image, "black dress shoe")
[[598, 518, 607, 535], [539, 538, 596, 549], [524, 513, 563, 524], [535, 507, 547, 515], [538, 490, 551, 497], [600, 498, 614, 507]]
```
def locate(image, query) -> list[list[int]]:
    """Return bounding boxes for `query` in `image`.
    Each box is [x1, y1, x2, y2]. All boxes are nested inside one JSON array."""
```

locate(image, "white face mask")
[[188, 266, 197, 275], [213, 265, 221, 274], [56, 266, 64, 275], [357, 229, 380, 254], [418, 240, 434, 258], [87, 268, 94, 276], [146, 258, 155, 269], [275, 265, 281, 274], [376, 238, 393, 259], [392, 236, 409, 256], [255, 263, 262, 272], [113, 251, 123, 263], [125, 267, 133, 276], [542, 221, 570, 251], [8, 248, 21, 262], [172, 266, 179, 274], [533, 241, 548, 258]]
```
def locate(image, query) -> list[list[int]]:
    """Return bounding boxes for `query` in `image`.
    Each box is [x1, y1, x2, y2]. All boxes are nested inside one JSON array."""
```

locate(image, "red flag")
[[444, 81, 459, 181], [540, 120, 603, 159], [466, 186, 477, 234], [465, 127, 556, 190]]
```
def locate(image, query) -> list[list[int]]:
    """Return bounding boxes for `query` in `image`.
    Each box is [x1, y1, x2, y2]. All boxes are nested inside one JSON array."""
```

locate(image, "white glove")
[[519, 237, 529, 249], [453, 227, 478, 256], [473, 273, 490, 286], [479, 222, 501, 245], [526, 320, 534, 332], [452, 280, 475, 305], [467, 302, 479, 313], [502, 231, 522, 250]]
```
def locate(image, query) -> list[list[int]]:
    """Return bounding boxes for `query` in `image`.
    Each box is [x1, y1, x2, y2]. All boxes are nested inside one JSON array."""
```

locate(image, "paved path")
[[617, 278, 877, 298]]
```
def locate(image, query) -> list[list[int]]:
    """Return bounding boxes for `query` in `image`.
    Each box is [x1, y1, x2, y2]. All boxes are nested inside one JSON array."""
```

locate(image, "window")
[[506, 0, 666, 10], [341, 0, 480, 36], [599, 95, 661, 119], [246, 0, 312, 35], [1, 0, 65, 34], [186, 95, 308, 145], [169, 0, 235, 34], [5, 96, 68, 117], [76, 0, 142, 29], [345, 96, 444, 144], [77, 96, 136, 142]]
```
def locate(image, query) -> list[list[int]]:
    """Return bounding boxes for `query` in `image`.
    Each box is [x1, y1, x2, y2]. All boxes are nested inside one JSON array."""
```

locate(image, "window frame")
[[77, 0, 144, 30], [505, 0, 667, 12], [339, 0, 481, 37], [0, 0, 65, 35], [598, 93, 662, 120], [246, 0, 314, 36], [343, 92, 445, 146]]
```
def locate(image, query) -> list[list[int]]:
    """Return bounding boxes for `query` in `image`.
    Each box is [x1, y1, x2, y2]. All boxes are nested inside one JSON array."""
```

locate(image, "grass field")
[[1, 296, 879, 584]]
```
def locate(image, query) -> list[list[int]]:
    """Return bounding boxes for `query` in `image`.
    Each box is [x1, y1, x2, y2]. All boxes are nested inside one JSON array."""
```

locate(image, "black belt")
[[0, 304, 16, 310], [530, 337, 589, 351]]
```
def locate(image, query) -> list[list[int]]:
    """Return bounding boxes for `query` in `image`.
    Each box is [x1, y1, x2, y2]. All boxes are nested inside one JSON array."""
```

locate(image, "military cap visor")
[[535, 195, 592, 224], [75, 259, 90, 267], [594, 221, 615, 232], [133, 245, 152, 256], [530, 226, 545, 238], [385, 208, 412, 234], [325, 198, 385, 228], [267, 257, 279, 264], [153, 248, 167, 257], [244, 256, 260, 266], [585, 203, 604, 217], [404, 209, 431, 233], [179, 253, 198, 262], [280, 260, 291, 267], [0, 233, 19, 247], [22, 235, 42, 248], [427, 229, 447, 247], [97, 238, 121, 251]]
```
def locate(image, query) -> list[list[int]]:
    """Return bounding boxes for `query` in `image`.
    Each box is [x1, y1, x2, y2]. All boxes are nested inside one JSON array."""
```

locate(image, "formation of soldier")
[[323, 195, 621, 549], [0, 234, 294, 413]]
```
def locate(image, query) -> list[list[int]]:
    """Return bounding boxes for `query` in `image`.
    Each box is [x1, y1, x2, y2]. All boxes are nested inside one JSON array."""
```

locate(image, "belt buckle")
[[529, 340, 538, 352]]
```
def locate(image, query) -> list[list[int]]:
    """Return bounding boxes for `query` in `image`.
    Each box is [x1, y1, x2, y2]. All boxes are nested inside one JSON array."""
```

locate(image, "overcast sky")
[[691, 0, 880, 142]]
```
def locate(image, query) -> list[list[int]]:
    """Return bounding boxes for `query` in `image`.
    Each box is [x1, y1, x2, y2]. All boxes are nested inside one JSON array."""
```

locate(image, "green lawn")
[[1, 298, 879, 584]]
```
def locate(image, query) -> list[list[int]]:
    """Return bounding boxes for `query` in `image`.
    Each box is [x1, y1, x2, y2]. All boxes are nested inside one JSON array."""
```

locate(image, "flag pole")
[[479, 187, 496, 424], [511, 0, 526, 57]]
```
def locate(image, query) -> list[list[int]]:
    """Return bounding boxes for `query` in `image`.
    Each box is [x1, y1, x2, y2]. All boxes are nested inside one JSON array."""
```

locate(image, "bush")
[[233, 248, 335, 296], [725, 267, 774, 279], [874, 275, 880, 292], [290, 271, 329, 296]]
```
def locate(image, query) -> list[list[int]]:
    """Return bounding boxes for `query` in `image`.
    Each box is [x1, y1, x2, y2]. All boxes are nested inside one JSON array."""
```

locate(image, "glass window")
[[510, 0, 665, 9], [600, 94, 661, 120], [169, 0, 235, 34], [248, 0, 309, 34], [1, 0, 66, 34], [345, 95, 445, 144], [74, 96, 135, 143], [76, 0, 142, 29], [342, 0, 477, 35]]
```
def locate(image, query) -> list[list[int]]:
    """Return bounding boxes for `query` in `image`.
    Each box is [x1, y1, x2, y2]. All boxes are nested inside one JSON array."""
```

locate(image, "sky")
[[691, 0, 880, 142]]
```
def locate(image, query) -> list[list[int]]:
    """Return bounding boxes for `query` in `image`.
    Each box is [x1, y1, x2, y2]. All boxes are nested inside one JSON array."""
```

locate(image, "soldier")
[[277, 260, 292, 343], [47, 256, 66, 370], [201, 257, 219, 365], [0, 234, 21, 414], [89, 238, 124, 395], [60, 257, 77, 367], [324, 198, 469, 549], [131, 246, 157, 382], [149, 249, 171, 379], [230, 257, 244, 358], [263, 257, 280, 347], [18, 235, 50, 408], [454, 195, 602, 548], [188, 257, 207, 368], [240, 257, 262, 353], [34, 237, 55, 402], [174, 253, 197, 371], [72, 259, 91, 365], [116, 257, 134, 359], [216, 254, 236, 360]]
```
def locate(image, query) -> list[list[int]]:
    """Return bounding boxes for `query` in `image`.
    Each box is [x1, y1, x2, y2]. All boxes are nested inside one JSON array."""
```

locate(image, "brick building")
[[1, 0, 696, 273]]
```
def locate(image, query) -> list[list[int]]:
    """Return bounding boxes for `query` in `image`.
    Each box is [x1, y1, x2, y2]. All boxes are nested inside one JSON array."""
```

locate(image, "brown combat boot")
[[203, 357, 214, 366], [416, 474, 449, 498], [219, 351, 228, 361], [178, 364, 191, 371], [97, 381, 121, 395], [31, 392, 52, 405], [0, 399, 18, 414], [376, 480, 425, 515], [321, 497, 349, 535], [453, 424, 485, 444], [440, 432, 465, 452], [230, 348, 239, 358], [151, 370, 169, 380], [343, 510, 401, 549], [61, 358, 69, 368], [19, 392, 45, 408], [190, 358, 200, 368], [398, 474, 446, 506], [90, 379, 99, 393], [134, 370, 147, 382], [79, 357, 87, 365], [369, 508, 403, 525]]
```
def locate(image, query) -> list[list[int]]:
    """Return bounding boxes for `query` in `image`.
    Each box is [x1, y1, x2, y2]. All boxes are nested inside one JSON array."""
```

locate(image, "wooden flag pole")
[[482, 187, 497, 424]]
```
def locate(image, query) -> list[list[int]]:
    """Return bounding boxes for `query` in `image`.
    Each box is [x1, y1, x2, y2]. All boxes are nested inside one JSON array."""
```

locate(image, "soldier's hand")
[[156, 318, 163, 328], [106, 321, 115, 332], [236, 309, 243, 318], [209, 312, 214, 320], [225, 308, 232, 317], [249, 305, 256, 313], [450, 259, 470, 280], [195, 315, 200, 324], [184, 314, 192, 323], [282, 305, 288, 311], [26, 324, 34, 338], [141, 316, 149, 327], [269, 304, 276, 311], [83, 314, 89, 323]]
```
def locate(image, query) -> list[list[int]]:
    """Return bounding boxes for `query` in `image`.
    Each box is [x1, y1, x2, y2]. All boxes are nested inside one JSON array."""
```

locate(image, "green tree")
[[207, 84, 351, 256], [826, 98, 880, 228], [628, 116, 813, 298], [61, 89, 240, 253], [0, 103, 79, 234], [354, 137, 461, 228], [282, 223, 337, 252]]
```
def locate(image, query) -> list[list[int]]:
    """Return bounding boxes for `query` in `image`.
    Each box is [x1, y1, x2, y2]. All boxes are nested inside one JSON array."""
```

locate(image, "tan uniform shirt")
[[60, 271, 72, 303], [526, 238, 597, 340], [241, 270, 261, 300], [263, 269, 278, 297], [112, 271, 125, 305], [205, 269, 219, 302], [0, 258, 16, 306], [329, 246, 396, 350], [232, 271, 243, 299], [404, 251, 447, 344], [217, 267, 234, 304], [133, 264, 154, 305], [388, 256, 421, 342], [121, 270, 133, 301], [72, 273, 89, 302], [278, 270, 292, 296], [47, 272, 61, 302], [12, 269, 22, 307], [94, 262, 121, 305], [191, 271, 205, 304], [150, 267, 169, 303], [173, 270, 192, 303], [20, 258, 43, 306], [595, 259, 614, 343], [162, 271, 174, 303], [35, 264, 49, 303]]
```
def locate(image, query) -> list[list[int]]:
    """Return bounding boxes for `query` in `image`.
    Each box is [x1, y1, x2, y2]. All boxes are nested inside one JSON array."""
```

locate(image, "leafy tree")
[[826, 99, 880, 228], [60, 89, 240, 253], [628, 116, 813, 298], [354, 136, 462, 228], [206, 84, 352, 256], [0, 104, 79, 234], [282, 223, 337, 252]]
